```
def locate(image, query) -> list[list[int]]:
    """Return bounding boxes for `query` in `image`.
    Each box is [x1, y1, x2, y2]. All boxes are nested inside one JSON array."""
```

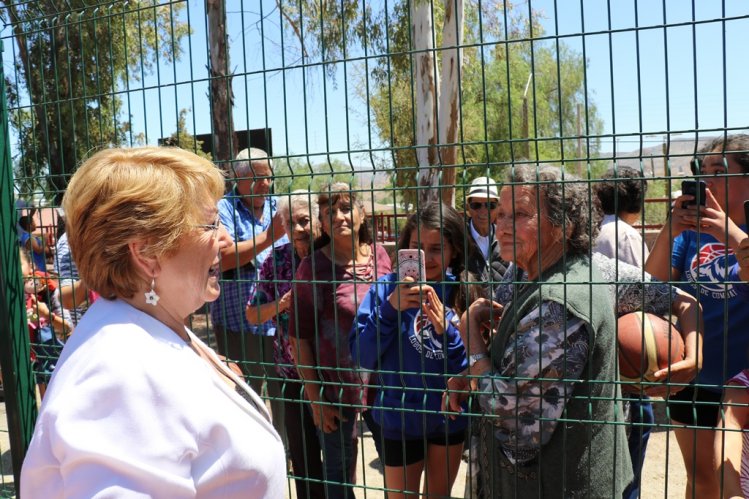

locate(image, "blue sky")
[[2, 0, 748, 167], [220, 0, 749, 161], [541, 0, 749, 152]]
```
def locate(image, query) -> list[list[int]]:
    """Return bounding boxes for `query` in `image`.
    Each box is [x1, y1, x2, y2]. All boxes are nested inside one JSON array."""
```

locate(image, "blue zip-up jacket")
[[350, 273, 468, 440]]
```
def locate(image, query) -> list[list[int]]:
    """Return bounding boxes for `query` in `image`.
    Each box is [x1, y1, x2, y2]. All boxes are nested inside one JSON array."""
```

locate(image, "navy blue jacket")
[[350, 273, 468, 440]]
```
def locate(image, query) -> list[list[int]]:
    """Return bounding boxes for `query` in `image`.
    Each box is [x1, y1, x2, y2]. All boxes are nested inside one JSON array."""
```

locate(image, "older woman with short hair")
[[446, 164, 633, 497], [246, 190, 324, 499], [21, 147, 286, 498]]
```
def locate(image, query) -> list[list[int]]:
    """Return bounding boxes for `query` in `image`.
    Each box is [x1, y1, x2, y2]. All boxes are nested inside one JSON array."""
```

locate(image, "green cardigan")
[[477, 256, 633, 498]]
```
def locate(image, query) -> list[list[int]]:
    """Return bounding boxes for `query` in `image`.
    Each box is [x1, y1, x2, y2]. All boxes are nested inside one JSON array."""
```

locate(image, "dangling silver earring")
[[144, 278, 160, 306]]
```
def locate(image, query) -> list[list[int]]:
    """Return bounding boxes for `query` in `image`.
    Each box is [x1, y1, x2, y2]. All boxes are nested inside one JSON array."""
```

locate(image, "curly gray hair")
[[276, 190, 319, 230], [507, 164, 601, 257]]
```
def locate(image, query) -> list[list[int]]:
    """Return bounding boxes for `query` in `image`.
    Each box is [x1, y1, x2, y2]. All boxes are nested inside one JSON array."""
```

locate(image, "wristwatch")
[[468, 352, 488, 367]]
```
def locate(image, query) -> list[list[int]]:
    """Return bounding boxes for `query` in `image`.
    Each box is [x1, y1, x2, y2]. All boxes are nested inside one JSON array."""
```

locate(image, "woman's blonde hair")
[[62, 147, 225, 299]]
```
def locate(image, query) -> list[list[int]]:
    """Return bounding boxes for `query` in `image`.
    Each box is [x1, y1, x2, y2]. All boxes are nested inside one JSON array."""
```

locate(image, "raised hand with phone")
[[391, 248, 451, 334], [656, 174, 747, 252], [389, 248, 427, 309]]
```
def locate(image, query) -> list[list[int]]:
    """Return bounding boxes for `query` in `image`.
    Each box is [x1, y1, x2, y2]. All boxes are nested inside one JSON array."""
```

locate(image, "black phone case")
[[681, 180, 706, 207]]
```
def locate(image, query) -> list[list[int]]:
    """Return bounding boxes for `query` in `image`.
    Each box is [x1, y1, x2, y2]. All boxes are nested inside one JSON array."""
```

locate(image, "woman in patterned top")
[[450, 168, 703, 498], [445, 165, 634, 497], [246, 190, 324, 499]]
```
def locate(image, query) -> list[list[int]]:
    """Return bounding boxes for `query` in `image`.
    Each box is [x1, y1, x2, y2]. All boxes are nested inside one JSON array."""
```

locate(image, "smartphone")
[[397, 249, 426, 282], [681, 180, 706, 207], [744, 200, 749, 228]]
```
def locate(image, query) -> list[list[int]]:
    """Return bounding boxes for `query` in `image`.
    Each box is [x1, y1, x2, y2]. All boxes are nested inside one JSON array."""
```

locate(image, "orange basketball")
[[617, 312, 685, 383]]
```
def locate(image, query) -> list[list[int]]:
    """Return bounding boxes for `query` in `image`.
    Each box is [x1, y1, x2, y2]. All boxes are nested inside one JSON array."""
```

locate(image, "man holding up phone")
[[645, 134, 749, 498]]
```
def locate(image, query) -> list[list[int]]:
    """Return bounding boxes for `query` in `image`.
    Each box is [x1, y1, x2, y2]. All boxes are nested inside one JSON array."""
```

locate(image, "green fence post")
[[0, 38, 38, 491]]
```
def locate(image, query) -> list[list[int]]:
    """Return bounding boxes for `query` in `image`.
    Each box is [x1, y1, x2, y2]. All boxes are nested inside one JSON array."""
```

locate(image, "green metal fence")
[[0, 0, 748, 497]]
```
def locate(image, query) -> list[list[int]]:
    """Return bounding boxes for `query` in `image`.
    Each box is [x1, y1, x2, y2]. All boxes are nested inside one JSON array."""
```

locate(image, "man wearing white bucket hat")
[[465, 176, 507, 286]]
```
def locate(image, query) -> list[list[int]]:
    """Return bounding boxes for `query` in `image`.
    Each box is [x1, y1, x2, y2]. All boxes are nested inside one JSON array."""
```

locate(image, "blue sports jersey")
[[672, 228, 749, 390]]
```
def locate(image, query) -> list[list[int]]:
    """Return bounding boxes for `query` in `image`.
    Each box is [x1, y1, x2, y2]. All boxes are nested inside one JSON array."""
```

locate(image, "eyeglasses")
[[469, 201, 498, 210], [192, 214, 221, 235]]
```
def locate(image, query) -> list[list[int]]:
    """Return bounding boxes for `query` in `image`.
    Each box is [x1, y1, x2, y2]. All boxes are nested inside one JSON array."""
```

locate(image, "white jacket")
[[21, 299, 286, 498]]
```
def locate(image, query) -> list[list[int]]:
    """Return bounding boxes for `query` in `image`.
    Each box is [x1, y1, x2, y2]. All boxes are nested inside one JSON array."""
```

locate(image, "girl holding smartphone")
[[646, 134, 749, 497], [350, 202, 471, 499]]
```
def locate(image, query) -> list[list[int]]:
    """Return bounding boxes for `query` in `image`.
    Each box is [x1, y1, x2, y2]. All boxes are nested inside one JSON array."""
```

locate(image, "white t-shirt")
[[595, 214, 650, 268]]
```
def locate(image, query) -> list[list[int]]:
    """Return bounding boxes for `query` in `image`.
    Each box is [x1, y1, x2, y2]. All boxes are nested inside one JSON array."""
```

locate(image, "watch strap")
[[469, 352, 488, 367]]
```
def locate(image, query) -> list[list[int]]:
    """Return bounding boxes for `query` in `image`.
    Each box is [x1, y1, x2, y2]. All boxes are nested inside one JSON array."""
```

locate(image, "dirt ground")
[[641, 427, 688, 499]]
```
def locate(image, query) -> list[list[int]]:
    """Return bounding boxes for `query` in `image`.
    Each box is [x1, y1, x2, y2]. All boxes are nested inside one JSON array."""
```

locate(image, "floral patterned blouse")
[[478, 253, 674, 465], [248, 243, 300, 379]]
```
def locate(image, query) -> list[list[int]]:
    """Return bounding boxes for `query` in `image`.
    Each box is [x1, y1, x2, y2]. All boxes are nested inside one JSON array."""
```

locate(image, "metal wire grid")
[[0, 1, 746, 497]]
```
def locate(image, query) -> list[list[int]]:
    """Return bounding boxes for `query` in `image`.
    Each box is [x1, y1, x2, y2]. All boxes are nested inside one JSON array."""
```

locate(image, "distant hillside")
[[609, 137, 714, 178], [351, 137, 724, 212]]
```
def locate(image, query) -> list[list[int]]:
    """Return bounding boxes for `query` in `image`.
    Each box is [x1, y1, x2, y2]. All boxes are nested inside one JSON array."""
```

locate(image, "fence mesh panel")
[[0, 0, 747, 497]]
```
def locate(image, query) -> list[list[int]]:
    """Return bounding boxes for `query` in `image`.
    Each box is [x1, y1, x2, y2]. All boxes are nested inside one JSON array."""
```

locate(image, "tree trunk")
[[412, 0, 440, 206], [206, 0, 235, 165], [437, 0, 463, 207]]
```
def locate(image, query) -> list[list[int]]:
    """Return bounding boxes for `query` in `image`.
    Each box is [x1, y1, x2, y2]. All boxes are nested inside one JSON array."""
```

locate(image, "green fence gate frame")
[[0, 38, 38, 490]]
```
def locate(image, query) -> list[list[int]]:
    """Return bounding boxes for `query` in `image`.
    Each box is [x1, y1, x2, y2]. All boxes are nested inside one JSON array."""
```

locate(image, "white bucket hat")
[[467, 176, 499, 200]]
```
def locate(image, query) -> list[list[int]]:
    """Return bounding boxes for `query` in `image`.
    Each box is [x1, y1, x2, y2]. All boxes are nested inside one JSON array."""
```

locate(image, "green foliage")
[[366, 2, 604, 206], [273, 157, 356, 194], [277, 0, 385, 84], [2, 0, 190, 202], [8, 106, 41, 201], [643, 177, 670, 228], [161, 109, 212, 161]]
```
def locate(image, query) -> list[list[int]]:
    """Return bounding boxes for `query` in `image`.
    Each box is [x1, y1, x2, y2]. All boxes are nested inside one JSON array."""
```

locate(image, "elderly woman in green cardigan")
[[446, 165, 633, 498]]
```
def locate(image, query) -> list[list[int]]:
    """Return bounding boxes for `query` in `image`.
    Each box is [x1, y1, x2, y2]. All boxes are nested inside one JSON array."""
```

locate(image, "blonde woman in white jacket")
[[21, 147, 286, 498]]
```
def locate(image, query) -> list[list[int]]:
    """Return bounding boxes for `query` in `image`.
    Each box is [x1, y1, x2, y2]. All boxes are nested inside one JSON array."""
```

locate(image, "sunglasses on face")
[[469, 201, 498, 211]]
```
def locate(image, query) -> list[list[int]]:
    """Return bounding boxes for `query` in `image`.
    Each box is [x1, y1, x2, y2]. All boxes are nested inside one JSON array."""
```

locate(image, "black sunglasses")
[[469, 201, 498, 210]]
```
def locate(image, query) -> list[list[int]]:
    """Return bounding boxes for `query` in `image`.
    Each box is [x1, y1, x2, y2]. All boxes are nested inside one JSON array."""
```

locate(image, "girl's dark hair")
[[18, 215, 33, 231], [693, 134, 749, 174], [397, 202, 468, 276], [316, 182, 373, 249]]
